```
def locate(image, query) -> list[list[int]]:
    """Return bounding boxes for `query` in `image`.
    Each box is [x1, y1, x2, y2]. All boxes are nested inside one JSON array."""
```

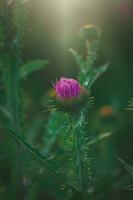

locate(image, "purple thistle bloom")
[[54, 77, 82, 99]]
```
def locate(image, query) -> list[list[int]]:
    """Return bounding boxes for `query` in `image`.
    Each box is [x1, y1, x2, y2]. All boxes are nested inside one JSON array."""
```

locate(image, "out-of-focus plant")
[[118, 157, 133, 191], [126, 97, 133, 111], [0, 1, 49, 199]]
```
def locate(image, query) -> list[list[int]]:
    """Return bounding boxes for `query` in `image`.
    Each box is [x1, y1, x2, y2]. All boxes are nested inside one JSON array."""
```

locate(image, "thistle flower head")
[[54, 77, 82, 99], [52, 77, 90, 113]]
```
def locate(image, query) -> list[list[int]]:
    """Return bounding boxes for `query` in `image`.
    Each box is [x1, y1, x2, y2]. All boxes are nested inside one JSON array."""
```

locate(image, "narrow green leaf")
[[20, 60, 49, 78], [118, 157, 133, 179], [87, 132, 113, 147], [0, 105, 12, 120], [87, 63, 109, 89], [69, 48, 84, 70]]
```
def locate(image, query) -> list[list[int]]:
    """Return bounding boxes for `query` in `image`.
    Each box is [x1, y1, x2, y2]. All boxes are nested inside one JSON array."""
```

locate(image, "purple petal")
[[54, 77, 82, 99]]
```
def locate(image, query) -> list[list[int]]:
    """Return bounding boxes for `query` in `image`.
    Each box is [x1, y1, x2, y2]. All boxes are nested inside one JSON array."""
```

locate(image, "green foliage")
[[69, 26, 109, 89], [0, 1, 49, 200], [20, 60, 49, 79], [25, 113, 46, 144], [13, 0, 28, 45], [118, 157, 133, 179], [42, 111, 69, 156], [127, 97, 133, 111], [87, 132, 113, 147]]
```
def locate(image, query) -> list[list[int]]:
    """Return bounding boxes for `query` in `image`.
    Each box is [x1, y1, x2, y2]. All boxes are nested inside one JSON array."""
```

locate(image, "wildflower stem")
[[73, 116, 88, 199], [74, 128, 84, 191]]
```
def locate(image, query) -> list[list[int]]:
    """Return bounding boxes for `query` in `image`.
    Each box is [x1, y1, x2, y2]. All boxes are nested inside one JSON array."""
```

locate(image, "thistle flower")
[[54, 77, 82, 99], [53, 77, 89, 113]]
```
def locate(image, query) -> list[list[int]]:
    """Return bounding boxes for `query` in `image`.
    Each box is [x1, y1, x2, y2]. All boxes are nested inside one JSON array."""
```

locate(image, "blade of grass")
[[87, 132, 113, 147]]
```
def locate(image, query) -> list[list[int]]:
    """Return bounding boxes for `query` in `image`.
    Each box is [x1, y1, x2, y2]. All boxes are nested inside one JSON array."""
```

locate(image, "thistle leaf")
[[87, 62, 109, 89], [69, 48, 84, 70], [70, 27, 109, 89], [20, 59, 49, 78]]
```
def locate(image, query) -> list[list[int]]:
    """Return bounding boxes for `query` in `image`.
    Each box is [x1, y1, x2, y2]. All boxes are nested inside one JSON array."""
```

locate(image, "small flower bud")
[[80, 24, 101, 41]]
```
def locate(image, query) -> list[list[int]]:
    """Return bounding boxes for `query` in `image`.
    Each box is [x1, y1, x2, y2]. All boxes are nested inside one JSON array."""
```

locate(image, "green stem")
[[5, 52, 23, 200], [74, 128, 84, 191], [73, 117, 88, 199], [73, 109, 95, 199], [6, 55, 21, 131], [4, 10, 23, 200], [3, 0, 25, 198]]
